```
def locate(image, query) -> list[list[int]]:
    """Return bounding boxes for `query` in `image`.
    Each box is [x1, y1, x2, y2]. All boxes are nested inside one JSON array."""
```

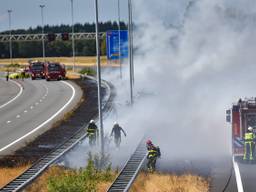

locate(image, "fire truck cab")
[[44, 62, 66, 81], [227, 98, 256, 157], [29, 61, 45, 80]]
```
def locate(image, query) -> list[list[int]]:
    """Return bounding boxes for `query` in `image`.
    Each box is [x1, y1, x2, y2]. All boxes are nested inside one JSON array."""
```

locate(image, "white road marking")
[[0, 81, 76, 153], [16, 115, 20, 118], [24, 110, 27, 113], [233, 156, 244, 192], [6, 121, 11, 124], [0, 80, 23, 109]]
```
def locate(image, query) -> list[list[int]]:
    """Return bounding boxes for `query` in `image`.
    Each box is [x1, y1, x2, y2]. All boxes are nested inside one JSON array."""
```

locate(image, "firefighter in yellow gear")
[[146, 140, 161, 172], [86, 120, 99, 146], [243, 127, 255, 161]]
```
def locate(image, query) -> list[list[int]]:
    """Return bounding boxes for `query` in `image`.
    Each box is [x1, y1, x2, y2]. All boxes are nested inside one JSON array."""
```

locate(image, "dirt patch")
[[130, 172, 209, 192]]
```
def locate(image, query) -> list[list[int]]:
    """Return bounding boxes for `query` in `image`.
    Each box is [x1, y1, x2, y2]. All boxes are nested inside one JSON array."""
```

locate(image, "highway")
[[0, 78, 82, 155]]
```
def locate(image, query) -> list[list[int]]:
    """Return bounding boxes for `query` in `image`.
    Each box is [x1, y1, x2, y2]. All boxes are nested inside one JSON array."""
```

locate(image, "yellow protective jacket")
[[244, 132, 255, 143]]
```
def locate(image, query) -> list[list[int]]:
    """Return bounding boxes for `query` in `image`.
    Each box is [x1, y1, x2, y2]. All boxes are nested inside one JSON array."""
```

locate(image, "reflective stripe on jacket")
[[245, 132, 255, 142], [148, 149, 158, 158]]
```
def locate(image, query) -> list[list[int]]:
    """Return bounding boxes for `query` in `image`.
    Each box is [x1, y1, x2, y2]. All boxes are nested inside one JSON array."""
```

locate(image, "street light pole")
[[40, 5, 45, 61], [8, 10, 13, 65], [117, 0, 122, 79], [128, 0, 133, 105], [130, 0, 134, 85], [94, 0, 104, 157], [70, 0, 75, 72]]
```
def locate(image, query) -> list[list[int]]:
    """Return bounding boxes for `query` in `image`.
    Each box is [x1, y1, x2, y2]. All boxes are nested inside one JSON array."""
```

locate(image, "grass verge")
[[0, 164, 31, 188], [0, 56, 109, 66], [130, 172, 209, 192], [25, 162, 116, 192]]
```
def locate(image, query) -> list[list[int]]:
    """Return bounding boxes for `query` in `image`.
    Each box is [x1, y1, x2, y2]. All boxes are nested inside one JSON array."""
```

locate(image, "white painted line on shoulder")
[[233, 156, 244, 192], [0, 81, 76, 153], [0, 80, 23, 109]]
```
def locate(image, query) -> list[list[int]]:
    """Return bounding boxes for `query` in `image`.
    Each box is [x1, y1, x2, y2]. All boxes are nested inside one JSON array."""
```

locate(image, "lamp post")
[[94, 0, 104, 157], [128, 0, 133, 105], [8, 10, 13, 65], [70, 0, 75, 72], [130, 0, 134, 85], [40, 5, 45, 61], [117, 0, 122, 78]]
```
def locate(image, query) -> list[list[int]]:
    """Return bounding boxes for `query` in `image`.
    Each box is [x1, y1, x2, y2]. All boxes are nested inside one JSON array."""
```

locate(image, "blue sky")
[[0, 0, 129, 32]]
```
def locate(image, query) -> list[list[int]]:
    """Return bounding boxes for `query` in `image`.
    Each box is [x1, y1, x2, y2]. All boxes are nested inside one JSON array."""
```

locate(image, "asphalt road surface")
[[0, 78, 22, 108], [0, 78, 82, 155]]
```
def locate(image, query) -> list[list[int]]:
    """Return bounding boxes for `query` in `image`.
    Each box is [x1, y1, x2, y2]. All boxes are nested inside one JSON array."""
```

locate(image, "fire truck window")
[[31, 64, 43, 70], [48, 64, 60, 71]]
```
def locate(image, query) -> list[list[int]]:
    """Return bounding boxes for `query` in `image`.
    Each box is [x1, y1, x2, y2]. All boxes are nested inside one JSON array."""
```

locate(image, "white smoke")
[[103, 0, 256, 162], [63, 0, 256, 169]]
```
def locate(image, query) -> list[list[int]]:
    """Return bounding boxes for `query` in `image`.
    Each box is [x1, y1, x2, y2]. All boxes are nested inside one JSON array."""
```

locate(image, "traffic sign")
[[106, 30, 128, 60]]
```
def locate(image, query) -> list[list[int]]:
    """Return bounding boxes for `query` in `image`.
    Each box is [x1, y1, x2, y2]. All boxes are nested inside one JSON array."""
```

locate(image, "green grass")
[[47, 159, 114, 192]]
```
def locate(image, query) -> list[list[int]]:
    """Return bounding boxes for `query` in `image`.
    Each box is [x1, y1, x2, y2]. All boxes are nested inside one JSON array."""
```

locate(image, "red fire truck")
[[29, 61, 45, 80], [44, 62, 66, 81], [227, 98, 256, 157]]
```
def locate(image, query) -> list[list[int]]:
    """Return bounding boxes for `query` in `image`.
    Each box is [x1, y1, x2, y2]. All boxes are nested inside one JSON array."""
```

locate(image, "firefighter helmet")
[[146, 140, 152, 145], [248, 126, 253, 132], [114, 121, 118, 125], [90, 119, 95, 124]]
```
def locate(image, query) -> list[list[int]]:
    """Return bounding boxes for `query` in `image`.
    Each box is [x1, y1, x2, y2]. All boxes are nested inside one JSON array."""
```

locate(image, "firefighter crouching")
[[243, 126, 255, 161], [146, 140, 161, 172], [86, 120, 99, 146]]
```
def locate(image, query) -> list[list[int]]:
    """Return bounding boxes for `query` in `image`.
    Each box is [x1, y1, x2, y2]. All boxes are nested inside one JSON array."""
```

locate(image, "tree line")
[[0, 21, 127, 58]]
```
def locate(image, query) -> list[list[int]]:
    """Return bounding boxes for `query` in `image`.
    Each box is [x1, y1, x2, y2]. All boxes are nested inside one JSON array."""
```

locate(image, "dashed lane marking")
[[0, 81, 76, 153]]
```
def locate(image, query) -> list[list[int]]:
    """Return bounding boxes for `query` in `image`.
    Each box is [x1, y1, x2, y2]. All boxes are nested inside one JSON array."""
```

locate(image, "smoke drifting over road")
[[63, 0, 256, 170], [103, 0, 256, 163]]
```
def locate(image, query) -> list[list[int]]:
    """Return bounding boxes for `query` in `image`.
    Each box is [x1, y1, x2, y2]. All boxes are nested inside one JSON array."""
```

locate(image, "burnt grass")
[[0, 78, 105, 167]]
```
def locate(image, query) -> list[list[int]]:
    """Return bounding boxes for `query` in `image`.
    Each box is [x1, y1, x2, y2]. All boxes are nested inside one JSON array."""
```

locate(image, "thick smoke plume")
[[64, 0, 256, 169]]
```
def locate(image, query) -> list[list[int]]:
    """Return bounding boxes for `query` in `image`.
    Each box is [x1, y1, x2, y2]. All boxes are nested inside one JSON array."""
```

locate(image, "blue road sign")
[[106, 30, 128, 60]]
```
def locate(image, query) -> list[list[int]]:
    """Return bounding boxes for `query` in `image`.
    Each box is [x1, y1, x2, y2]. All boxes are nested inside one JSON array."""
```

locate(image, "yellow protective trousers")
[[243, 141, 254, 160]]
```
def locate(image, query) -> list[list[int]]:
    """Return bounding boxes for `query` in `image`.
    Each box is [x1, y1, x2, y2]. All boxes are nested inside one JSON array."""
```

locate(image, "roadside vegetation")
[[0, 164, 30, 188], [26, 160, 116, 192], [79, 67, 96, 76], [0, 56, 108, 66], [130, 172, 209, 192]]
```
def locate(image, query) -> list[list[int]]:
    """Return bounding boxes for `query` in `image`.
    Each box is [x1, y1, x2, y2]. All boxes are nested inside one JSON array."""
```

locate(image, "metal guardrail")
[[0, 32, 105, 42], [0, 76, 112, 192], [107, 138, 147, 192]]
